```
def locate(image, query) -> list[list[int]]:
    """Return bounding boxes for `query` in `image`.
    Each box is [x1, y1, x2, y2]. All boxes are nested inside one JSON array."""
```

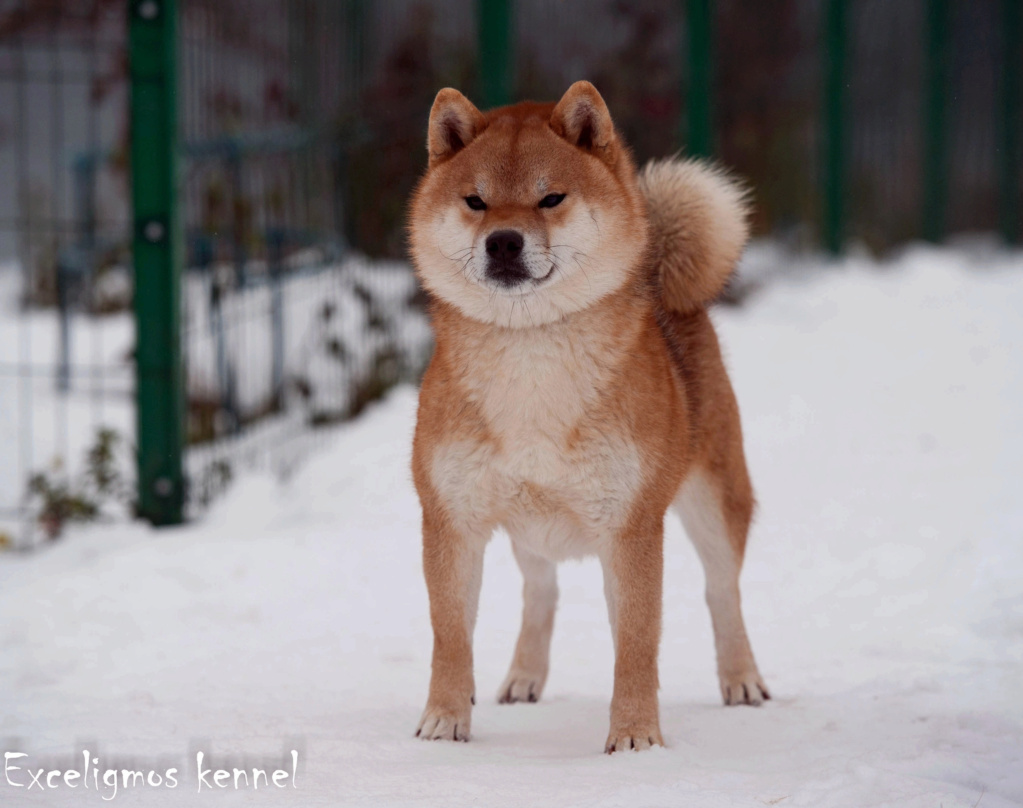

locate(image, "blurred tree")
[[591, 1, 680, 164], [339, 4, 476, 258], [715, 0, 816, 238]]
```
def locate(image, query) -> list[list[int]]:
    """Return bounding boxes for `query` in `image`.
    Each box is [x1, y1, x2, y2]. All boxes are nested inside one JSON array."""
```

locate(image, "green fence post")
[[129, 0, 184, 526], [923, 0, 949, 243], [686, 0, 714, 158], [477, 0, 513, 108], [822, 0, 847, 255], [345, 0, 367, 93], [1000, 0, 1021, 245]]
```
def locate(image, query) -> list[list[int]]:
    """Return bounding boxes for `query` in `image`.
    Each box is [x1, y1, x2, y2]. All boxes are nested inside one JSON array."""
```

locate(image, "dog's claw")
[[498, 670, 545, 704], [721, 673, 770, 706], [605, 727, 663, 754], [416, 706, 472, 741]]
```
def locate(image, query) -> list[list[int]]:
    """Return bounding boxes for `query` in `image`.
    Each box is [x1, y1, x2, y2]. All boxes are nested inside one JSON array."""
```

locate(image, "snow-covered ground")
[[1, 243, 1022, 807]]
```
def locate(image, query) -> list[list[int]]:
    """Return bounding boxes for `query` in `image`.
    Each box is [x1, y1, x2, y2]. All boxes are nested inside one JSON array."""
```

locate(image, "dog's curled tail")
[[639, 157, 750, 314]]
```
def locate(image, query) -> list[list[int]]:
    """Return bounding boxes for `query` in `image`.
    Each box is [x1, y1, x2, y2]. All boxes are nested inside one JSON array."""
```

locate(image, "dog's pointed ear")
[[427, 88, 486, 166], [550, 81, 616, 161]]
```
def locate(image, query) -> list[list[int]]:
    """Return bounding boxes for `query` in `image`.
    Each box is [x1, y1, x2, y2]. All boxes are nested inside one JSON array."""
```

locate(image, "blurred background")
[[0, 0, 1020, 545]]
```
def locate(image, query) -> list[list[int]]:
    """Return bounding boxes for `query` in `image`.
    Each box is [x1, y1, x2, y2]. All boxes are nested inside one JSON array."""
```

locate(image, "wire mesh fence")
[[0, 0, 1019, 542], [0, 1, 134, 546], [174, 0, 434, 514]]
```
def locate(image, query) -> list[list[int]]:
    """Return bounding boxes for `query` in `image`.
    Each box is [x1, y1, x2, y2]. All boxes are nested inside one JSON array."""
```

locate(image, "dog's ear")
[[550, 81, 616, 162], [427, 88, 486, 167]]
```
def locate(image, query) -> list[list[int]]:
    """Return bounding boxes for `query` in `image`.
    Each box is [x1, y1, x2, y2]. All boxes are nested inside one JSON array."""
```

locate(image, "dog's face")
[[409, 82, 649, 328]]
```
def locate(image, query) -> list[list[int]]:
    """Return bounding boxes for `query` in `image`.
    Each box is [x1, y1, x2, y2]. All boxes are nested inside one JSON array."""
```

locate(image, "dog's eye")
[[538, 193, 566, 209], [464, 195, 487, 211]]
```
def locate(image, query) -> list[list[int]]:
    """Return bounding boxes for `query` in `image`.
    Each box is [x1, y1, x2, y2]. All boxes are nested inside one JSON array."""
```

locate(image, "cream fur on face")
[[419, 200, 643, 329]]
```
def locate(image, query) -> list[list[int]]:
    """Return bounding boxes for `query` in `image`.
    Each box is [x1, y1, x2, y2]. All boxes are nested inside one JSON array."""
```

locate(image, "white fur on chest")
[[429, 325, 644, 560], [472, 326, 595, 447]]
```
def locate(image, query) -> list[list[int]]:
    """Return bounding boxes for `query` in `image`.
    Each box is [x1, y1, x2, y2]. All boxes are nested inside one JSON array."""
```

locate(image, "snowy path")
[[2, 245, 1022, 806]]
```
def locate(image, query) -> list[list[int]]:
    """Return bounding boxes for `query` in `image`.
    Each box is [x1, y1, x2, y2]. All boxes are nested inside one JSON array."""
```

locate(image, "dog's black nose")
[[486, 230, 523, 260]]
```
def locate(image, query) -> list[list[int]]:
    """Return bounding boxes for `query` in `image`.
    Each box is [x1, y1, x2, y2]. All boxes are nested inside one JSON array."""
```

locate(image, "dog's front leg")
[[416, 509, 486, 742], [601, 519, 664, 753]]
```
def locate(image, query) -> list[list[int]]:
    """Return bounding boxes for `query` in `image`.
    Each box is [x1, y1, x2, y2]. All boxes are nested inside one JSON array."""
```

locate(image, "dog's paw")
[[604, 723, 664, 754], [415, 704, 472, 742], [497, 668, 545, 704], [720, 671, 770, 706]]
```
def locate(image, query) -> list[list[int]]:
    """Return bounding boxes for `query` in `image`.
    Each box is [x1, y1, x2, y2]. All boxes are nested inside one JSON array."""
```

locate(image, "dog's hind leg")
[[498, 541, 558, 704], [674, 465, 769, 706]]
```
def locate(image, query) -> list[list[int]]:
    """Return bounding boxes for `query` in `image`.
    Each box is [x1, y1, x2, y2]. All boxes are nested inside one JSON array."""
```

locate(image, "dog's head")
[[409, 82, 649, 328]]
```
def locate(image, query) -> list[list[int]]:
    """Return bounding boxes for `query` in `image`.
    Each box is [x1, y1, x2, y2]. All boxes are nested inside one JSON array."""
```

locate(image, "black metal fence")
[[0, 0, 1019, 542]]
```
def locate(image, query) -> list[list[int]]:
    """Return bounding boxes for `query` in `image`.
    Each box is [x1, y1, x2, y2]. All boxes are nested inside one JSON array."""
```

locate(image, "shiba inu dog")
[[408, 81, 768, 753]]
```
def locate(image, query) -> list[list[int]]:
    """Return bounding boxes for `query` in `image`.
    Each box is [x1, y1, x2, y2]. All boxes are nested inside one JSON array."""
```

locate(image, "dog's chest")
[[481, 338, 588, 455], [431, 327, 644, 553]]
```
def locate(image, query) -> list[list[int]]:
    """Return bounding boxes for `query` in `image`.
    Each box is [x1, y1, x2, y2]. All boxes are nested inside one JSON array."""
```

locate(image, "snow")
[[185, 255, 430, 423], [2, 243, 1022, 806], [0, 265, 134, 527]]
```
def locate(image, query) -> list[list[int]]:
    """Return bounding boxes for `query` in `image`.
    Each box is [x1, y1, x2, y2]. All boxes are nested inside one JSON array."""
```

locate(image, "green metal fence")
[[129, 0, 183, 525], [1, 0, 1020, 540], [133, 0, 1023, 527]]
